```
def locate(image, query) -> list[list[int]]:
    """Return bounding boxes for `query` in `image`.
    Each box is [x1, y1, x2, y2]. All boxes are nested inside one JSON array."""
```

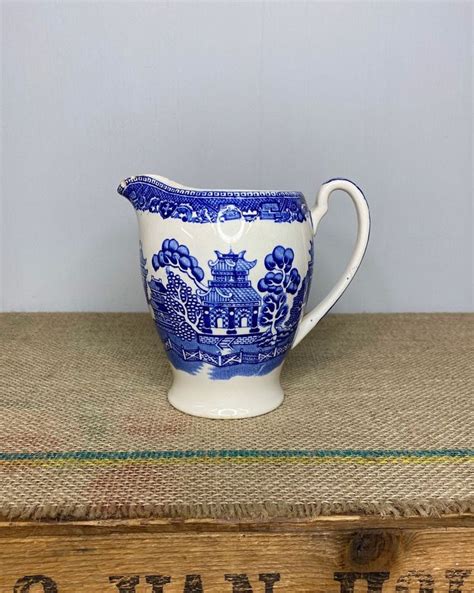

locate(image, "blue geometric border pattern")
[[118, 175, 309, 223]]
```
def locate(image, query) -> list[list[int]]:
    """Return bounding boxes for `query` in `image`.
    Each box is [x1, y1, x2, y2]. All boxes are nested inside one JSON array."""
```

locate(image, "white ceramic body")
[[119, 175, 370, 418]]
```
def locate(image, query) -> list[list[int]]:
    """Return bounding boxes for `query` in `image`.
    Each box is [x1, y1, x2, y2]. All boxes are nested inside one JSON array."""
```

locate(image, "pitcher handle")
[[292, 178, 370, 348]]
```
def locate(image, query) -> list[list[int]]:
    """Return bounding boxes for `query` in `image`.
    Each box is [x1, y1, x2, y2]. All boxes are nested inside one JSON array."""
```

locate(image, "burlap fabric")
[[0, 313, 472, 521]]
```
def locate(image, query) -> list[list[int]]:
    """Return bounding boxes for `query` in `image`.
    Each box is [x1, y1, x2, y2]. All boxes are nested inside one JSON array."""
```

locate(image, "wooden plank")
[[1, 514, 474, 535], [1, 520, 473, 592]]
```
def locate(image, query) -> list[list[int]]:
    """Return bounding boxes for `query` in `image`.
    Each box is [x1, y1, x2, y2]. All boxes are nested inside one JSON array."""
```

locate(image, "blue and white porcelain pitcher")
[[118, 175, 370, 419]]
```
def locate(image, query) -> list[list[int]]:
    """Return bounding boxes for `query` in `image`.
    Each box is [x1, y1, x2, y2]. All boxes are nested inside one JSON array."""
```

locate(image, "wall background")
[[1, 1, 472, 313]]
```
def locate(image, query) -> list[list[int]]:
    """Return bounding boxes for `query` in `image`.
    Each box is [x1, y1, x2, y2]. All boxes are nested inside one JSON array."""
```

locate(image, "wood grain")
[[1, 517, 473, 592]]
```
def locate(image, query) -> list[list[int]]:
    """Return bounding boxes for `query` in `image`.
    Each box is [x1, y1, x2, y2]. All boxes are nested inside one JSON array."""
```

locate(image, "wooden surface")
[[1, 516, 473, 592]]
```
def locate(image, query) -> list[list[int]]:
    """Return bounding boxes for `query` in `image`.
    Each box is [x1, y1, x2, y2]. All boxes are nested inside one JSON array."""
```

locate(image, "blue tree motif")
[[260, 293, 289, 335], [258, 246, 301, 339], [152, 238, 206, 290], [258, 246, 301, 295], [164, 270, 202, 340]]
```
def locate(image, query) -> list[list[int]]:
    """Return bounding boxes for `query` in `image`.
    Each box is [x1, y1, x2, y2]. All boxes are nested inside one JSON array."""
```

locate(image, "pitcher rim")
[[118, 174, 305, 199]]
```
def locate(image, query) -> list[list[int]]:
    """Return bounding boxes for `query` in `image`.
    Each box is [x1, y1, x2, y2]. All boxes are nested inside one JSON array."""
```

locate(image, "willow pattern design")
[[142, 238, 314, 379]]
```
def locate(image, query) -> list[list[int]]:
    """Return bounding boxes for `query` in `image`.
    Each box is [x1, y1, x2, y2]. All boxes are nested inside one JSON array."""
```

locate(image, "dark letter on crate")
[[184, 574, 204, 592], [225, 574, 253, 592], [145, 575, 172, 592], [109, 576, 140, 592], [14, 576, 58, 593], [224, 573, 280, 593], [396, 571, 434, 593], [334, 572, 390, 593], [259, 574, 281, 592], [446, 570, 472, 593]]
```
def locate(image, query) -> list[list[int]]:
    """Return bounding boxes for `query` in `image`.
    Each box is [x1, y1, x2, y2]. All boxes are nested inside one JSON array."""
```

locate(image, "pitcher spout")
[[118, 175, 185, 193], [117, 174, 192, 212]]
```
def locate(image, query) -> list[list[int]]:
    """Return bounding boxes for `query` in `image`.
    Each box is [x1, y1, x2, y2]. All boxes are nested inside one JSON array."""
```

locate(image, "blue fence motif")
[[164, 337, 292, 368], [143, 237, 313, 379], [119, 176, 309, 224]]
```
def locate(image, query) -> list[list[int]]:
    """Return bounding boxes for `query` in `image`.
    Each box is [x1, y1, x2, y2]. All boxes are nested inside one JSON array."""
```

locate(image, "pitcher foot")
[[167, 369, 284, 419]]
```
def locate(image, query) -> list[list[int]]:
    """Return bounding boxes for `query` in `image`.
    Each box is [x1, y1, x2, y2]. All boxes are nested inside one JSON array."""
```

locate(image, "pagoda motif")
[[200, 250, 261, 335]]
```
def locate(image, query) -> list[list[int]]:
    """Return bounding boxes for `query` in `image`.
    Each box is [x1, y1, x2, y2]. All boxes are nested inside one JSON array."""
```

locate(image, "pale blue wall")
[[1, 1, 472, 312]]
